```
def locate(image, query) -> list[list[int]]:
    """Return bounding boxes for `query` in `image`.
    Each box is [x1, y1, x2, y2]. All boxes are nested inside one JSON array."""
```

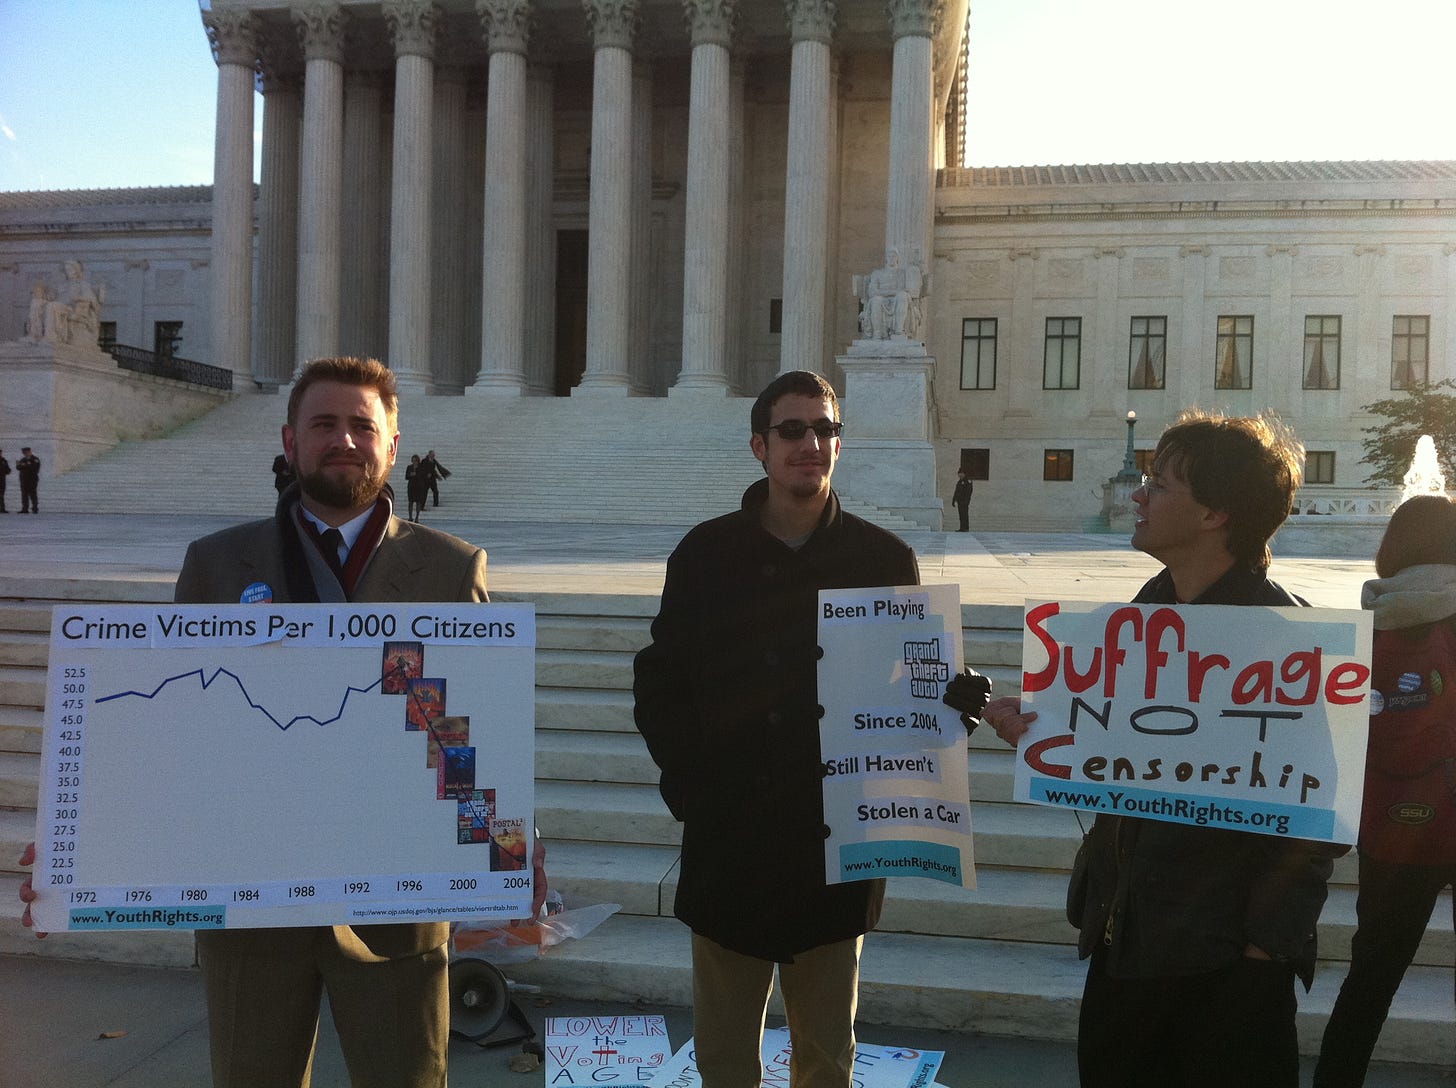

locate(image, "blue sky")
[[1, 0, 1452, 192]]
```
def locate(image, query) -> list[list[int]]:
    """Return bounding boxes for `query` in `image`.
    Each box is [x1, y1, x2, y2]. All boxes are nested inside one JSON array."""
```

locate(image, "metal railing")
[[107, 344, 233, 391]]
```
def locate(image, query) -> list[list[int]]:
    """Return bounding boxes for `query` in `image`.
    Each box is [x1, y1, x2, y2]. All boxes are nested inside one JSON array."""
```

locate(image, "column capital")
[[584, 0, 640, 51], [684, 0, 735, 48], [258, 24, 304, 92], [292, 3, 348, 64], [784, 0, 835, 44], [202, 9, 260, 68], [477, 0, 534, 56], [885, 0, 943, 40], [384, 1, 442, 59]]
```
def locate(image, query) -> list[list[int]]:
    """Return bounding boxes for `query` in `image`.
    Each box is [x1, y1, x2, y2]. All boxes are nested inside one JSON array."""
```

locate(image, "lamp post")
[[1118, 410, 1139, 482]]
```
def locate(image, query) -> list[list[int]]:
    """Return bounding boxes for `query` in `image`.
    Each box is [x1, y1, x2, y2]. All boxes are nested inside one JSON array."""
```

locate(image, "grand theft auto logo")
[[904, 638, 950, 699]]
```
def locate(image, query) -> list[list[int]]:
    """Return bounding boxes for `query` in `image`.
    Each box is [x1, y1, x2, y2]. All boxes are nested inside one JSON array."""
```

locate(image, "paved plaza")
[[0, 509, 1378, 608]]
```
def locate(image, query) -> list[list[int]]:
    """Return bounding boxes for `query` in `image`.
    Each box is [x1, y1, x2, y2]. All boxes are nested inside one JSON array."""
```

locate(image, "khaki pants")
[[199, 928, 450, 1088], [691, 931, 862, 1088]]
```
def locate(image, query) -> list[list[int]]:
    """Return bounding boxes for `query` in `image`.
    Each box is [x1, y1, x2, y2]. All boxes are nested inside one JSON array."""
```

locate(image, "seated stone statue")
[[853, 246, 925, 340], [43, 260, 102, 346]]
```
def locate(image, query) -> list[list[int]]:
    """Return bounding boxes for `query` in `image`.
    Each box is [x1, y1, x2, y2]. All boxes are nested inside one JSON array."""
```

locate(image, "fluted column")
[[576, 0, 637, 395], [292, 3, 346, 371], [256, 64, 301, 385], [202, 8, 259, 386], [672, 0, 734, 395], [432, 67, 469, 390], [384, 1, 440, 391], [340, 70, 387, 360], [629, 58, 654, 392], [780, 0, 835, 375], [884, 0, 940, 274], [471, 0, 534, 395], [525, 62, 558, 395]]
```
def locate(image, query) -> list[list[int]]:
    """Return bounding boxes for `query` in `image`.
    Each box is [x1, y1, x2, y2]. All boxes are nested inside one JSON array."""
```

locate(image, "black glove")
[[943, 667, 992, 735]]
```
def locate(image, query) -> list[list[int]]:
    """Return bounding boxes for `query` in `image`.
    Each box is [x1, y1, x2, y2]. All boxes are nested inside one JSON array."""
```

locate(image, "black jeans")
[[1078, 951, 1299, 1087], [1313, 852, 1455, 1087]]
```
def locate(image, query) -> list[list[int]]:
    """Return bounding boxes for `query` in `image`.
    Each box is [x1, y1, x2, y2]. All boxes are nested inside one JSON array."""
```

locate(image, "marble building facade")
[[2, 0, 1455, 527]]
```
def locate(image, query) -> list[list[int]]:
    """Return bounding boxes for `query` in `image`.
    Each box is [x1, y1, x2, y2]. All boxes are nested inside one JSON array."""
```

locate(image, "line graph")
[[97, 668, 385, 732], [34, 602, 537, 932]]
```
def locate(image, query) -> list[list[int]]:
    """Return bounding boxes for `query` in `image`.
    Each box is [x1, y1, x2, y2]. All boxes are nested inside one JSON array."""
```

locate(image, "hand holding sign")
[[941, 667, 992, 733]]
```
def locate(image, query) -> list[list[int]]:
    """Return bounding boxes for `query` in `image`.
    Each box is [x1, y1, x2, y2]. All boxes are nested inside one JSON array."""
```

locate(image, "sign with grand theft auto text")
[[1013, 600, 1372, 843], [818, 583, 975, 889]]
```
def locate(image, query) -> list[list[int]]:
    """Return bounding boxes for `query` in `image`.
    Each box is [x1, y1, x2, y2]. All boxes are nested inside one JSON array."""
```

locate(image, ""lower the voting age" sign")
[[818, 584, 974, 888], [1013, 600, 1372, 843]]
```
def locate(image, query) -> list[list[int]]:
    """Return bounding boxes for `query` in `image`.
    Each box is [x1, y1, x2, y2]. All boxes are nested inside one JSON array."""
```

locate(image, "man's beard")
[[296, 463, 389, 510]]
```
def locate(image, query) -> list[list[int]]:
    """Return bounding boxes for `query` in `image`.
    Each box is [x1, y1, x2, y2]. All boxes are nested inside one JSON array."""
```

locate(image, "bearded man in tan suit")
[[176, 357, 486, 1088]]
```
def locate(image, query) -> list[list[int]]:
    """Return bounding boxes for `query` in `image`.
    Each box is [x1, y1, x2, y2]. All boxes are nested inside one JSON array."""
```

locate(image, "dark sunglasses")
[[762, 419, 843, 440]]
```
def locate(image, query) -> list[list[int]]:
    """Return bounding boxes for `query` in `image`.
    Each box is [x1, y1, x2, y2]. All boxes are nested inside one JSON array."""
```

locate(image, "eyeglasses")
[[1139, 473, 1190, 496], [763, 419, 843, 441]]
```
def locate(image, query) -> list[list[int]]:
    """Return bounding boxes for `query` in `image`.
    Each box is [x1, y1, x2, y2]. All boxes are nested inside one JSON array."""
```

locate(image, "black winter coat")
[[1071, 563, 1342, 987], [633, 480, 920, 961]]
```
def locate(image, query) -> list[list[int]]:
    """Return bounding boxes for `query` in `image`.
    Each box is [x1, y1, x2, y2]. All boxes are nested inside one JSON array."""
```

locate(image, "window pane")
[[1043, 449, 1074, 481], [1045, 317, 1081, 389], [1129, 316, 1167, 389], [1305, 451, 1336, 484], [1303, 315, 1340, 390], [961, 318, 997, 390], [1391, 314, 1429, 389], [1215, 315, 1253, 390]]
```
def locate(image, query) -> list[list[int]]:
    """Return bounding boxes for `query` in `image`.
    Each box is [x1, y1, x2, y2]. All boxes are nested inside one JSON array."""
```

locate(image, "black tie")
[[318, 528, 346, 579]]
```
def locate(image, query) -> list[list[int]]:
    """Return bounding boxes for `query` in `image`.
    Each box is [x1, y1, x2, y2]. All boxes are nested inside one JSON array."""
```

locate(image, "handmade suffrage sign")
[[32, 603, 535, 932], [545, 1014, 669, 1084], [818, 583, 974, 888], [1013, 600, 1372, 843]]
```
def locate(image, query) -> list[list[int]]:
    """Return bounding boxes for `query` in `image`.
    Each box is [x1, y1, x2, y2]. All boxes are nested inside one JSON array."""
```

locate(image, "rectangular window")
[[98, 321, 117, 352], [154, 320, 184, 359], [960, 318, 997, 390], [1043, 317, 1081, 389], [1128, 316, 1167, 389], [1391, 315, 1429, 389], [1303, 315, 1341, 390], [1043, 449, 1074, 481], [960, 448, 990, 480], [769, 298, 783, 335], [1305, 451, 1336, 485], [1215, 315, 1253, 389]]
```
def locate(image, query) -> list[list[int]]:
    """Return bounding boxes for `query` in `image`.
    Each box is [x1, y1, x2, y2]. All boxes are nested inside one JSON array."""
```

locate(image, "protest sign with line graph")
[[32, 603, 535, 932]]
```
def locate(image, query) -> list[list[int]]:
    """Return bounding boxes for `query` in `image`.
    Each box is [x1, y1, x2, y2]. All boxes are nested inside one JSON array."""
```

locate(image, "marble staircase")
[[34, 391, 1091, 532], [0, 573, 1451, 1066]]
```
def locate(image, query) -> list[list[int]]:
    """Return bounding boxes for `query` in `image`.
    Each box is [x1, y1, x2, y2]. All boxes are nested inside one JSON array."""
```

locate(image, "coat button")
[[764, 651, 779, 667], [767, 710, 783, 725]]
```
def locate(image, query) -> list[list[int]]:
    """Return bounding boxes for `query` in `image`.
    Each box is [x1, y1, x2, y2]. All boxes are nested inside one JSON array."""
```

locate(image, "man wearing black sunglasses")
[[634, 370, 920, 1087]]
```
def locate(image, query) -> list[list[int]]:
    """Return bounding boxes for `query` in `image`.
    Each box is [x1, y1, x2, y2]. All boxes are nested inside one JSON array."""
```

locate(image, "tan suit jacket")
[[177, 509, 489, 959]]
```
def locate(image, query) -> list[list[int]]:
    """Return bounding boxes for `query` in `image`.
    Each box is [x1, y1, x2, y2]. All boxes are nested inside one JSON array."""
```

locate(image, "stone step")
[[537, 649, 635, 691], [0, 707, 43, 755], [0, 602, 54, 634], [535, 779, 1088, 869], [535, 727, 1025, 802], [0, 750, 40, 809], [0, 665, 46, 710], [536, 688, 636, 733], [0, 631, 48, 668], [537, 614, 652, 654], [501, 912, 1456, 1065]]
